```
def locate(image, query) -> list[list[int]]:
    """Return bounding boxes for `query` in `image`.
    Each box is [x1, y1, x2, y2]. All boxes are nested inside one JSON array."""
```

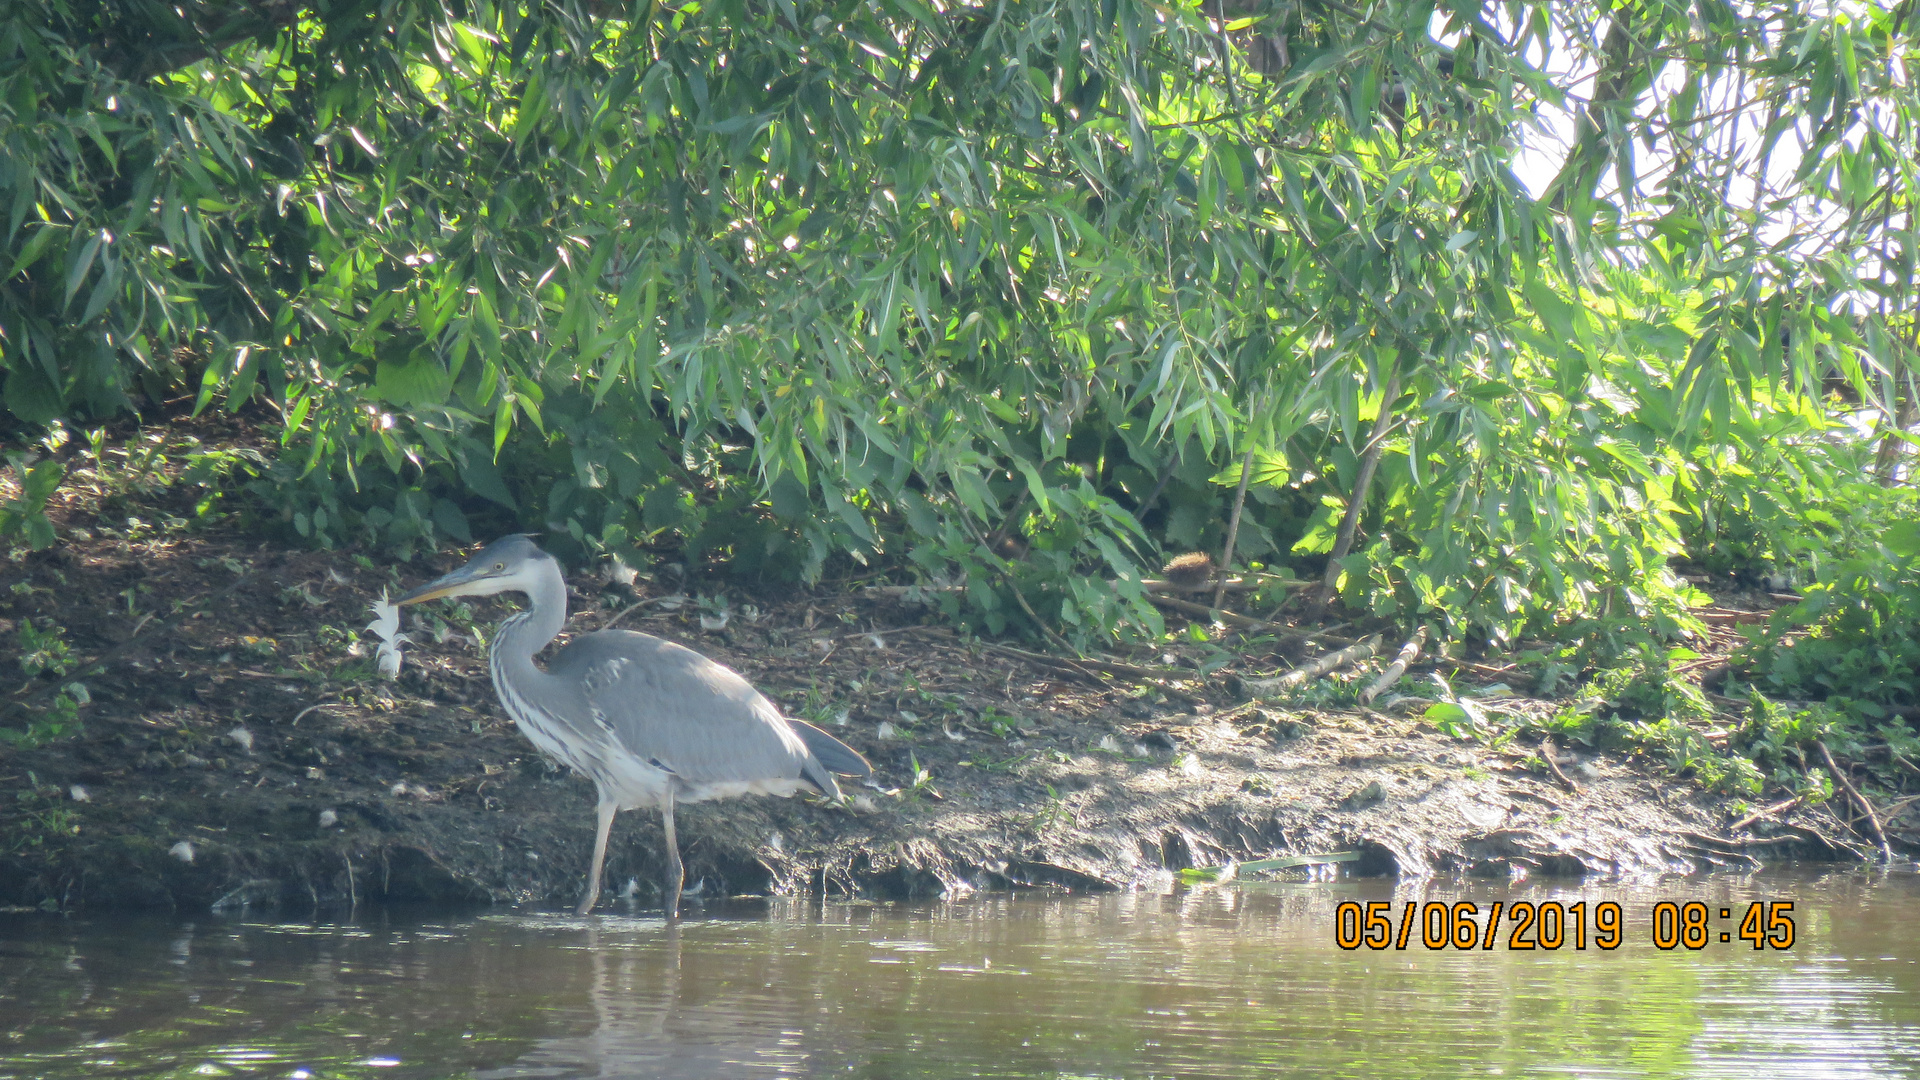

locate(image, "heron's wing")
[[548, 630, 836, 794], [789, 720, 871, 777]]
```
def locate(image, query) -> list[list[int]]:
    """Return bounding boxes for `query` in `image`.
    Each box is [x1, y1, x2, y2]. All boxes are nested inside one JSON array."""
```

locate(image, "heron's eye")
[[493, 562, 505, 571]]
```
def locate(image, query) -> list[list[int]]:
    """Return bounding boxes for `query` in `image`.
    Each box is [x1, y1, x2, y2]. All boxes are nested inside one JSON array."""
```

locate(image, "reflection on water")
[[2, 869, 1918, 1079]]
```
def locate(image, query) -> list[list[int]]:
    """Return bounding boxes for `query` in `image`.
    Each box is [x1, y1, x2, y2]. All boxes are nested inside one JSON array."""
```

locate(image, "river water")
[[3, 868, 1917, 1079]]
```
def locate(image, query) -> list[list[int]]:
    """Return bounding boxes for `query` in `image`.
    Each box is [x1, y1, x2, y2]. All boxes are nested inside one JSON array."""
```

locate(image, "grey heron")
[[397, 535, 870, 917]]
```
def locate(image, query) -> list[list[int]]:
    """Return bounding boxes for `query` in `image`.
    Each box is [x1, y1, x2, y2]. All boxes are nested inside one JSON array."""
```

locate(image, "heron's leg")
[[661, 784, 684, 919], [577, 800, 618, 916]]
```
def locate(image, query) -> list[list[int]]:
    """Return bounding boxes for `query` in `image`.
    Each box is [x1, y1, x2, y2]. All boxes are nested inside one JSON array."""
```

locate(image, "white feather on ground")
[[366, 590, 408, 678]]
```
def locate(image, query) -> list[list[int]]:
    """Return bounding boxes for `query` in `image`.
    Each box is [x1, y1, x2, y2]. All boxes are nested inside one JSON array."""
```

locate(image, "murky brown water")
[[3, 868, 1918, 1079]]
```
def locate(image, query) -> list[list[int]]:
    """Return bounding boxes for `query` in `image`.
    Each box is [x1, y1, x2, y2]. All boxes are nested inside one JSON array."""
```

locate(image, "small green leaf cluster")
[[3, 618, 86, 747], [0, 453, 64, 551]]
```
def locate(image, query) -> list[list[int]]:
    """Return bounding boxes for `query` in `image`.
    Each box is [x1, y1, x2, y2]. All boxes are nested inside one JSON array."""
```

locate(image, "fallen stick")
[[1244, 635, 1383, 697], [908, 627, 1203, 704], [977, 641, 1187, 681], [1539, 735, 1581, 792], [1733, 834, 1812, 847], [973, 642, 1202, 707], [1780, 818, 1871, 859], [600, 594, 680, 631], [1146, 594, 1358, 647], [1818, 740, 1894, 863], [1728, 794, 1808, 833], [975, 643, 1102, 685], [860, 576, 1300, 599], [1445, 660, 1538, 692], [1679, 830, 1750, 851], [1359, 627, 1427, 705], [1881, 793, 1920, 821]]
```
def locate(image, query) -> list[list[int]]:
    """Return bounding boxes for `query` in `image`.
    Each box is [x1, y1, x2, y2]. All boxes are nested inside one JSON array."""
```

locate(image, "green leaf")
[[458, 451, 518, 510], [4, 367, 63, 424], [376, 355, 453, 407], [1882, 521, 1920, 559], [8, 225, 60, 279], [1522, 276, 1580, 345], [62, 232, 102, 306]]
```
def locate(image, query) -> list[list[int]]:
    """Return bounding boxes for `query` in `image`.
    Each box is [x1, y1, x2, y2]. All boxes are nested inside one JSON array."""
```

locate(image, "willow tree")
[[2, 0, 1915, 645]]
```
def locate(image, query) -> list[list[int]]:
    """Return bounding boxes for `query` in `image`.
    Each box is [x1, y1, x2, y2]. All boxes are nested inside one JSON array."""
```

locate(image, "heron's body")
[[400, 536, 868, 916]]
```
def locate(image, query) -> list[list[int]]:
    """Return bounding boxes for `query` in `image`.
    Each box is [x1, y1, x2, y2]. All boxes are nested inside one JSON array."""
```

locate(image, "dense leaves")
[[2, 0, 1917, 658]]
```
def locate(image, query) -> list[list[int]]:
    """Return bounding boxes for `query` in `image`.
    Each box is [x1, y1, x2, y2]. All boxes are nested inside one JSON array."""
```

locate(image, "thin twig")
[[1539, 735, 1580, 793], [974, 641, 1202, 706], [1818, 740, 1894, 863], [1728, 794, 1808, 833], [983, 488, 1033, 553], [601, 595, 672, 632], [1880, 793, 1920, 822], [863, 575, 1301, 598], [1145, 594, 1356, 647], [980, 641, 1187, 681]]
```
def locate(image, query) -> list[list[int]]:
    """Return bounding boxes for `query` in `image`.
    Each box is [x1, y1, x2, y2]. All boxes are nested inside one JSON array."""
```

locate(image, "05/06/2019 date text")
[[1333, 901, 1798, 952]]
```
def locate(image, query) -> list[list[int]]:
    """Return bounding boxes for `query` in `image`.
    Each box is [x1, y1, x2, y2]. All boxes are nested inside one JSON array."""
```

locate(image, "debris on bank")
[[1, 533, 1871, 914]]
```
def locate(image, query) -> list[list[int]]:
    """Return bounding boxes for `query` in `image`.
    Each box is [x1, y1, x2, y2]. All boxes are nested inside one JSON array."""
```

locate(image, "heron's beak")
[[397, 564, 487, 606]]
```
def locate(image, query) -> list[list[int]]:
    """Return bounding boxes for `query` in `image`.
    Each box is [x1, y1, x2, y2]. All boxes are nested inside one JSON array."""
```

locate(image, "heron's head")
[[397, 534, 554, 606]]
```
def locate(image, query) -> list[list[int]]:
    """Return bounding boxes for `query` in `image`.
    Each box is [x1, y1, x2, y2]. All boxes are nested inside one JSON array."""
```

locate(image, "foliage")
[[3, 0, 1918, 651], [2, 616, 86, 747], [1522, 648, 1884, 798], [0, 451, 63, 550], [1737, 499, 1920, 711], [1, 785, 80, 858]]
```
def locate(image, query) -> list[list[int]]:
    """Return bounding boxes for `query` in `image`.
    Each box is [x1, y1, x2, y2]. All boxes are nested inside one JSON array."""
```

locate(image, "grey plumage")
[[398, 535, 869, 916], [787, 719, 871, 777]]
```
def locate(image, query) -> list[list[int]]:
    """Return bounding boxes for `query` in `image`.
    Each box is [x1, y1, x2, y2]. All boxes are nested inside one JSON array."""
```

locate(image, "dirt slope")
[[2, 527, 1842, 914]]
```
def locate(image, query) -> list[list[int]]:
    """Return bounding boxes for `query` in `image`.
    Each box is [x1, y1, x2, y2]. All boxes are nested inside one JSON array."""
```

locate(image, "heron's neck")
[[495, 560, 568, 669]]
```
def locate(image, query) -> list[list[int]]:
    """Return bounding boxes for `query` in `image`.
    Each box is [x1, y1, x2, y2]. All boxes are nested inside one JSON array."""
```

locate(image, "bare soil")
[[0, 422, 1865, 913]]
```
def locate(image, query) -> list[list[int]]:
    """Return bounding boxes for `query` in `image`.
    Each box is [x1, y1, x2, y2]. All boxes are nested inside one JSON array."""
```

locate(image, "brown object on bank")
[[1162, 552, 1215, 590]]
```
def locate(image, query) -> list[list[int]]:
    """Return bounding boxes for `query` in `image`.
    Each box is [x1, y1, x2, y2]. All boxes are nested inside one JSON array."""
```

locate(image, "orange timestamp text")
[[1333, 900, 1797, 951]]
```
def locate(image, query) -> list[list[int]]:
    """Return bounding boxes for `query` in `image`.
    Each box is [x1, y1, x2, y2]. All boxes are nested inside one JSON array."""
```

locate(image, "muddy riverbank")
[[2, 516, 1860, 914]]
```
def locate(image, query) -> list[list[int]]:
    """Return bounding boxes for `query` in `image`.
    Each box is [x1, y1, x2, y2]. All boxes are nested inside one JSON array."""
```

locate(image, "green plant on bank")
[[3, 0, 1917, 659], [979, 706, 1024, 740], [1027, 784, 1073, 834], [0, 451, 63, 551], [2, 786, 81, 858], [2, 617, 88, 747], [1511, 648, 1900, 800], [901, 751, 935, 802]]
